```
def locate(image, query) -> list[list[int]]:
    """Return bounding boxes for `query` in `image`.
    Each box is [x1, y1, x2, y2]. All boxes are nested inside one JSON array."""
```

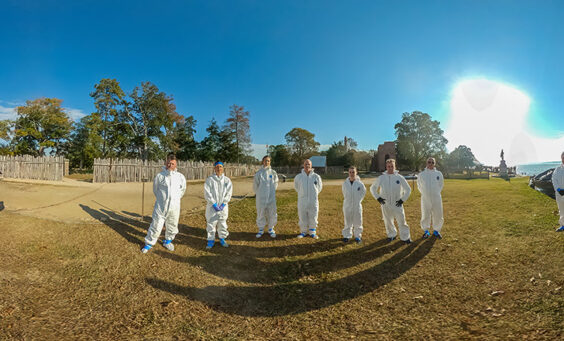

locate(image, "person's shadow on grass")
[[79, 205, 207, 250], [80, 204, 147, 245], [80, 206, 437, 316], [155, 237, 401, 284], [147, 238, 436, 316]]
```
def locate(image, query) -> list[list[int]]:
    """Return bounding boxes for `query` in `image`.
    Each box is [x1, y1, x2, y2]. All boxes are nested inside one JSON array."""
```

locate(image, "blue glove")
[[558, 188, 564, 196], [219, 203, 225, 211], [212, 203, 220, 211]]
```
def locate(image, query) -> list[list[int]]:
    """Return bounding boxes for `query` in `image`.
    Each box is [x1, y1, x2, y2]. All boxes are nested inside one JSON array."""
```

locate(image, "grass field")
[[1, 177, 562, 340]]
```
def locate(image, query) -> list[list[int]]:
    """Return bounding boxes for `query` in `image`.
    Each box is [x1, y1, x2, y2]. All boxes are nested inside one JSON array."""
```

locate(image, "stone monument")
[[499, 149, 508, 176]]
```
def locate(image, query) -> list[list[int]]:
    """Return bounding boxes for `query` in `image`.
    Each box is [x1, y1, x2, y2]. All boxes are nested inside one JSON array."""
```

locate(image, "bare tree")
[[224, 104, 251, 163]]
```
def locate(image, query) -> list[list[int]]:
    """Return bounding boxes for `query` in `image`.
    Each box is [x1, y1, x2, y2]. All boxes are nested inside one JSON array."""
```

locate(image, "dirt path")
[[0, 177, 374, 223]]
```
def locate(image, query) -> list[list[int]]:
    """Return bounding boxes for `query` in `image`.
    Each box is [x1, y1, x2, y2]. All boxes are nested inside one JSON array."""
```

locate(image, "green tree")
[[198, 119, 222, 161], [447, 145, 477, 170], [224, 104, 251, 163], [90, 78, 125, 157], [285, 128, 320, 165], [217, 128, 238, 163], [394, 111, 448, 171], [125, 82, 181, 161], [326, 141, 353, 166], [67, 113, 104, 169], [354, 150, 375, 171], [268, 144, 291, 166], [10, 98, 73, 156], [173, 115, 198, 160]]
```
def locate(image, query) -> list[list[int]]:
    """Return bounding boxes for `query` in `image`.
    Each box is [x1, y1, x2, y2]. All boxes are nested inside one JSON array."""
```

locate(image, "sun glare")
[[445, 79, 563, 166]]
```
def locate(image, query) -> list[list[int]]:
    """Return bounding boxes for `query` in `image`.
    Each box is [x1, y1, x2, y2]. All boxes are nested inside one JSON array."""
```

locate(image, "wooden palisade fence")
[[0, 155, 66, 181], [93, 158, 262, 183]]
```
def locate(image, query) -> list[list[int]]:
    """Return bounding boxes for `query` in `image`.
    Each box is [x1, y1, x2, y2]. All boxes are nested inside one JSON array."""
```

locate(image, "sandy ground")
[[0, 176, 379, 223]]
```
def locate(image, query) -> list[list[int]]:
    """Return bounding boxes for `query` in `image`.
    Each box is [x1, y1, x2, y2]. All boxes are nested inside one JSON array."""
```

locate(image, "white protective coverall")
[[342, 176, 366, 239], [370, 171, 412, 241], [294, 169, 323, 235], [552, 163, 564, 226], [253, 166, 279, 232], [417, 168, 444, 232], [204, 173, 233, 240], [144, 168, 187, 246]]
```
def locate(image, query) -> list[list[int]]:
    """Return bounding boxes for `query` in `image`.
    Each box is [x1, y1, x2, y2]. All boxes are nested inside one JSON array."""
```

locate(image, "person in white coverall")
[[417, 157, 444, 239], [370, 159, 412, 243], [552, 151, 564, 232], [142, 154, 186, 253], [254, 156, 279, 238], [204, 161, 233, 249], [342, 166, 366, 243], [294, 159, 323, 239]]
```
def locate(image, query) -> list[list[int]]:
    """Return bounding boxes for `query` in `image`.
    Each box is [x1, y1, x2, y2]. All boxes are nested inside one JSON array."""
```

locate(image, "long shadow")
[[174, 228, 346, 258], [121, 210, 141, 218], [114, 207, 343, 255], [113, 209, 345, 257], [147, 238, 436, 316], [80, 204, 146, 245], [83, 208, 330, 256], [155, 238, 400, 284], [221, 231, 296, 242], [81, 205, 208, 249]]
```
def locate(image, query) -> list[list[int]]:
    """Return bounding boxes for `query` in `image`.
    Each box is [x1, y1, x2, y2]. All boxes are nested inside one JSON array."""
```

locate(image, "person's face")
[[215, 164, 224, 176], [348, 168, 357, 180], [263, 157, 271, 167], [304, 160, 312, 173], [386, 161, 395, 173], [426, 158, 436, 170], [166, 159, 177, 171]]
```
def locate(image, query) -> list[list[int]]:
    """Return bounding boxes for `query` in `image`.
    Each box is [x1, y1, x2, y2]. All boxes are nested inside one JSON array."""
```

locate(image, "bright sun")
[[445, 79, 563, 166]]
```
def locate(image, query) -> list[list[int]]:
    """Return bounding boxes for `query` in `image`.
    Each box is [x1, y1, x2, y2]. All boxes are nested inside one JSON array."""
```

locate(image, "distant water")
[[516, 161, 561, 176]]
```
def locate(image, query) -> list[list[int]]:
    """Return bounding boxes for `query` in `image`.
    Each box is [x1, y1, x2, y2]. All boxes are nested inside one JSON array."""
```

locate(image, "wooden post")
[[141, 180, 145, 222]]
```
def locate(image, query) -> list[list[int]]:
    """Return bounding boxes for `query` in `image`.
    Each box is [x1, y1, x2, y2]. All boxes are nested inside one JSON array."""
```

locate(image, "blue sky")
[[1, 0, 563, 163]]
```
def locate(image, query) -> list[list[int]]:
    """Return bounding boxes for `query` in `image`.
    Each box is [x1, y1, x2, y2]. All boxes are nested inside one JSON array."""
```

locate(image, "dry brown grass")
[[1, 177, 562, 340]]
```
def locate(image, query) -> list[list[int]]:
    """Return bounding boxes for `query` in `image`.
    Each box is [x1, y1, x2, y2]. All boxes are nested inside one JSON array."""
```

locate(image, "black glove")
[[395, 199, 404, 207], [558, 188, 564, 196], [377, 197, 386, 205]]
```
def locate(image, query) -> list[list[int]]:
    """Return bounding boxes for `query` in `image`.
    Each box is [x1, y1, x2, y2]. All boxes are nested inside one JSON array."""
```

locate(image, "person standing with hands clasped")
[[294, 159, 323, 239], [141, 154, 186, 253], [370, 159, 412, 243], [254, 156, 279, 238], [552, 151, 564, 232], [204, 161, 233, 249], [417, 157, 444, 239], [342, 166, 366, 244]]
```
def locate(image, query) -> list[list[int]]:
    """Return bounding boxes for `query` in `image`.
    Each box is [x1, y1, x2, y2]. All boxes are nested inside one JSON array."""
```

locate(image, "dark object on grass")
[[0, 201, 4, 211], [528, 168, 555, 199]]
